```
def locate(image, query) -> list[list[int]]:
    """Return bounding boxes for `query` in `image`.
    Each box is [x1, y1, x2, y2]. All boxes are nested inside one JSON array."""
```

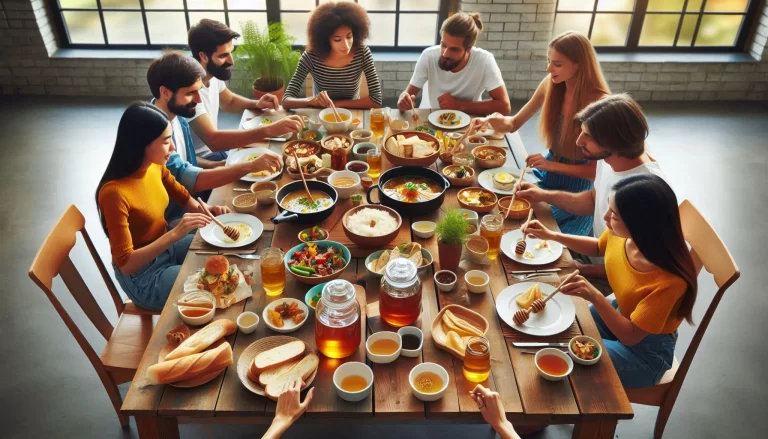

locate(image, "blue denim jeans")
[[590, 299, 677, 389], [113, 234, 193, 311]]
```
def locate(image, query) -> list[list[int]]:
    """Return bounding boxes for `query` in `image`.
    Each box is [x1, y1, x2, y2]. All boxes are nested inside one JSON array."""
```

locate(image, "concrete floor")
[[0, 96, 766, 439]]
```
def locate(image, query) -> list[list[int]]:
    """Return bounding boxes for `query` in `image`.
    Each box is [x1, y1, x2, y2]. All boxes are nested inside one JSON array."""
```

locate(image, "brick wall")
[[1, 0, 767, 101]]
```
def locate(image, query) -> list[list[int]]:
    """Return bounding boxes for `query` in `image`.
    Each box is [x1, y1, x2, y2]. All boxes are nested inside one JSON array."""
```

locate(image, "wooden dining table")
[[121, 108, 632, 438]]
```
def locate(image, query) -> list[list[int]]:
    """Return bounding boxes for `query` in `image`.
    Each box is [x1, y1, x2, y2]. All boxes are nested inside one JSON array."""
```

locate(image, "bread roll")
[[265, 354, 319, 400], [147, 342, 233, 385], [251, 340, 305, 374], [165, 319, 236, 361]]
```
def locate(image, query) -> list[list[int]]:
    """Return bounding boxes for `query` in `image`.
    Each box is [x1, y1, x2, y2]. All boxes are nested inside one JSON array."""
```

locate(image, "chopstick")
[[410, 99, 419, 126], [293, 151, 315, 204], [521, 209, 534, 236], [504, 166, 528, 219], [328, 98, 341, 122], [451, 119, 478, 153]]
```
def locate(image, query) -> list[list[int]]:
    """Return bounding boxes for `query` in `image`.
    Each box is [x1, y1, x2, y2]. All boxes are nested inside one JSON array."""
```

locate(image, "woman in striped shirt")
[[282, 2, 382, 110]]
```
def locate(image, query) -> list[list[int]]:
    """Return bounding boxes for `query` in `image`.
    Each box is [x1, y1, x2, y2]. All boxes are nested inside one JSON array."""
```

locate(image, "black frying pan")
[[271, 180, 339, 224]]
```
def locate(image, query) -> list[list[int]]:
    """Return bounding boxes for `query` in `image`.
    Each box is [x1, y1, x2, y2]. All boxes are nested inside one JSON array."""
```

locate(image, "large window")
[[50, 0, 451, 50], [553, 0, 761, 52]]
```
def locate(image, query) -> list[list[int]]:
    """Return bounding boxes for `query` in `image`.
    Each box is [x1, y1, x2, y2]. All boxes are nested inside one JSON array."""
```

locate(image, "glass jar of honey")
[[380, 258, 422, 327], [463, 336, 491, 383], [480, 213, 504, 261], [315, 279, 361, 359]]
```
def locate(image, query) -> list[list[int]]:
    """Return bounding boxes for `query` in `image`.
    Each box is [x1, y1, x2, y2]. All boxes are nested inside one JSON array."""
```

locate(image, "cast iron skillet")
[[271, 180, 339, 224], [365, 166, 450, 217]]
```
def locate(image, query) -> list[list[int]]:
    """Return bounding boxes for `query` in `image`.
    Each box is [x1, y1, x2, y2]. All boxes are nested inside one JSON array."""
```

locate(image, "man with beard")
[[398, 12, 510, 116], [147, 51, 283, 222], [187, 19, 303, 165]]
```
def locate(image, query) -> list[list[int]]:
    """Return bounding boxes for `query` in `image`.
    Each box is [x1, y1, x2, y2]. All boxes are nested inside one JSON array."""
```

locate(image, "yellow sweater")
[[599, 230, 687, 334], [98, 164, 191, 267]]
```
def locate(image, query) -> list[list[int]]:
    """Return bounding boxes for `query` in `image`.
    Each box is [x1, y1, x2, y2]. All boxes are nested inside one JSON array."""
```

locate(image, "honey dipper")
[[197, 197, 240, 242], [515, 209, 534, 256], [512, 270, 580, 326]]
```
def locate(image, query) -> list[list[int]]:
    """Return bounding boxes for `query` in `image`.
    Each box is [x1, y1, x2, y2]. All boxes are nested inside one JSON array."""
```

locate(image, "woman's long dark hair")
[[613, 174, 698, 324], [96, 102, 170, 236]]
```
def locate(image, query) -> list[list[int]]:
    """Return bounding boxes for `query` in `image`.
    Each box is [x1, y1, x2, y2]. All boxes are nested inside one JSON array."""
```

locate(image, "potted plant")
[[435, 208, 468, 272], [235, 21, 301, 102]]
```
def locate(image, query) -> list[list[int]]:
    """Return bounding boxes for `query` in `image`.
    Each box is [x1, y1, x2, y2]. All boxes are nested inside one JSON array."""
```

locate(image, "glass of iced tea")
[[259, 247, 285, 296], [366, 148, 382, 179], [370, 108, 386, 144], [463, 336, 491, 383], [480, 213, 504, 261]]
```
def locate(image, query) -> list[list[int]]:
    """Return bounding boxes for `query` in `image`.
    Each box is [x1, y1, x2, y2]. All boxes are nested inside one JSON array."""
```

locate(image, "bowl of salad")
[[284, 240, 351, 285], [298, 226, 329, 243]]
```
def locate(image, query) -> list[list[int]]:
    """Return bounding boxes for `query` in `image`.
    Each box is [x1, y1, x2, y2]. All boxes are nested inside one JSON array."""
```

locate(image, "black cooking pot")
[[271, 180, 338, 224], [366, 166, 450, 217]]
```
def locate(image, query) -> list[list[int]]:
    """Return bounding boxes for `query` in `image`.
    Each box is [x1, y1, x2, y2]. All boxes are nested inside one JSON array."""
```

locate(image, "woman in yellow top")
[[525, 174, 697, 388], [96, 102, 229, 311]]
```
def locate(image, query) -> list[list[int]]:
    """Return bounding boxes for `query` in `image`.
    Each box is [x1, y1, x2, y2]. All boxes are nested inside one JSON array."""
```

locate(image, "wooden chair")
[[28, 205, 159, 428], [625, 200, 740, 438]]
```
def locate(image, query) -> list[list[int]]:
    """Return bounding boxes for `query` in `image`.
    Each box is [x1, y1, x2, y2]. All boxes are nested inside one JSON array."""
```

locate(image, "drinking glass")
[[260, 247, 285, 296], [370, 108, 386, 144], [480, 213, 504, 261], [366, 148, 382, 179], [463, 336, 491, 383]]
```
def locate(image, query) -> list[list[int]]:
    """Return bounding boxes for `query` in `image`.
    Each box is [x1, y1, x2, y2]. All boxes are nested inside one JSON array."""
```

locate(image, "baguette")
[[165, 319, 236, 361], [256, 359, 301, 387], [251, 340, 305, 374], [147, 342, 233, 385], [265, 354, 319, 400]]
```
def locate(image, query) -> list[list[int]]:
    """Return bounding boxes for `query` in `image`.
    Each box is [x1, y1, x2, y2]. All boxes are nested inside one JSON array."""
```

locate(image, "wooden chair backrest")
[[28, 205, 125, 341]]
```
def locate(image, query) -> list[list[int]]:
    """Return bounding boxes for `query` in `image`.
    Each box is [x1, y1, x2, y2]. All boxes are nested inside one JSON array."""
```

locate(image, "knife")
[[196, 250, 256, 255], [508, 268, 561, 275], [512, 342, 569, 348]]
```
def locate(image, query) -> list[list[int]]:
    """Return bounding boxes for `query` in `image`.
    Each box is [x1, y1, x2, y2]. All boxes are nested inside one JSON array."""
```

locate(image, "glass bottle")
[[379, 258, 422, 327], [315, 279, 361, 358]]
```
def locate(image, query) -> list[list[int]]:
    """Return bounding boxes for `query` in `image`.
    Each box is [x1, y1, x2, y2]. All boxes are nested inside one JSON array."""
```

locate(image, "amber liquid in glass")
[[370, 113, 385, 140], [261, 256, 285, 296], [380, 288, 422, 327], [481, 225, 503, 261], [463, 339, 491, 383], [315, 316, 361, 359], [367, 152, 382, 178]]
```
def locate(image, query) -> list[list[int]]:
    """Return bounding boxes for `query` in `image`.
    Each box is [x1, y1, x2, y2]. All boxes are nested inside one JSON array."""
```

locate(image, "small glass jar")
[[480, 213, 504, 261], [463, 336, 491, 383], [453, 152, 475, 167], [260, 247, 285, 296], [380, 258, 422, 327], [315, 279, 362, 358]]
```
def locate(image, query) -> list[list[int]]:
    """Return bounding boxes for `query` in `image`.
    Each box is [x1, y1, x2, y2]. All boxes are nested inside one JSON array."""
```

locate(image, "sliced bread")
[[265, 354, 320, 400], [251, 340, 305, 374], [257, 359, 301, 387]]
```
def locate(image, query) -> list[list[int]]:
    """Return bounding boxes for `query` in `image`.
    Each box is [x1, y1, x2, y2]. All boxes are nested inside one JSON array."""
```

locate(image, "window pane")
[[60, 0, 97, 8], [686, 0, 704, 12], [368, 12, 396, 46], [104, 11, 146, 44], [228, 12, 268, 38], [552, 13, 592, 37], [101, 0, 139, 9], [647, 0, 684, 11], [63, 11, 104, 44], [596, 0, 634, 12], [281, 0, 315, 9], [558, 0, 595, 11], [694, 14, 743, 46], [676, 14, 698, 46], [638, 13, 680, 46], [147, 12, 187, 44], [704, 0, 748, 12], [187, 0, 223, 10], [401, 0, 440, 11], [189, 11, 226, 29], [359, 0, 396, 11], [398, 13, 437, 46], [282, 12, 311, 45], [590, 13, 631, 46], [228, 0, 266, 9], [145, 0, 183, 10]]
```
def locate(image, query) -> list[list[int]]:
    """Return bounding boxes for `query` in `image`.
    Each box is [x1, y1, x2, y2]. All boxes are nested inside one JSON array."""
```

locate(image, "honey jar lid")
[[384, 258, 417, 286], [321, 279, 356, 306]]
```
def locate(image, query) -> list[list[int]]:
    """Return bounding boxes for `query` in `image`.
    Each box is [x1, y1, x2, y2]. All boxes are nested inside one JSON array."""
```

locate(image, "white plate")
[[199, 213, 263, 248], [225, 147, 282, 183], [428, 109, 471, 130], [500, 229, 563, 266], [477, 167, 538, 195], [496, 282, 575, 336], [263, 298, 309, 333]]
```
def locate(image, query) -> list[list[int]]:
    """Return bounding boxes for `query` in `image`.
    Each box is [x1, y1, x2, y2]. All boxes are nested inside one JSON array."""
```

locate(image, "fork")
[[196, 251, 260, 260], [510, 272, 556, 281]]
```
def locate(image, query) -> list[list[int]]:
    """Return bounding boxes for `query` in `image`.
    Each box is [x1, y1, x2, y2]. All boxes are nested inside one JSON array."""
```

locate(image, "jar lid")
[[384, 258, 417, 285], [321, 279, 356, 306]]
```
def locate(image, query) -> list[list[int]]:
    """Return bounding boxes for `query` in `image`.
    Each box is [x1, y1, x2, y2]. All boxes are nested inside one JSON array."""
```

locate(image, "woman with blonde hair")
[[477, 31, 610, 235]]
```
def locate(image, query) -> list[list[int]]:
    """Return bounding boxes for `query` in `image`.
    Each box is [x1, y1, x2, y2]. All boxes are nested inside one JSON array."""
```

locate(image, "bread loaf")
[[165, 319, 236, 361], [265, 354, 319, 400], [251, 340, 305, 374], [147, 342, 233, 385], [257, 359, 301, 387]]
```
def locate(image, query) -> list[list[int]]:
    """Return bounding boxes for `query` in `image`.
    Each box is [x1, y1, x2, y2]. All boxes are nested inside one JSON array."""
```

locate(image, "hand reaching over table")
[[209, 205, 231, 216], [309, 91, 334, 108], [172, 213, 210, 238], [470, 384, 521, 439], [247, 151, 284, 175], [523, 220, 556, 241], [255, 93, 280, 111], [265, 116, 305, 137], [261, 378, 315, 439], [526, 153, 554, 172], [514, 181, 545, 202], [398, 91, 417, 113], [474, 112, 516, 133]]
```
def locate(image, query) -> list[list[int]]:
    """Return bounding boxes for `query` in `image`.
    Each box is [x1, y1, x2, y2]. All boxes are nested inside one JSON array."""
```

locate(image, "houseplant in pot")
[[435, 208, 468, 272], [235, 21, 301, 102]]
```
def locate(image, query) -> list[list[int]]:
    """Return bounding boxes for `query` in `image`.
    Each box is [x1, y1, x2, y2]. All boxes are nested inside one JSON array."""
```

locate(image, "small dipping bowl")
[[455, 208, 479, 226], [434, 270, 457, 292], [453, 152, 474, 167], [298, 226, 329, 243], [353, 142, 377, 162], [232, 192, 258, 213], [236, 311, 260, 334], [465, 135, 488, 150], [366, 331, 402, 364], [250, 181, 278, 205], [175, 291, 215, 326], [466, 235, 489, 264], [360, 176, 373, 189], [397, 326, 424, 358], [412, 221, 436, 239], [350, 129, 373, 145], [345, 160, 370, 178], [390, 119, 410, 133], [568, 335, 603, 366], [498, 197, 532, 221], [409, 362, 449, 402], [328, 170, 361, 199], [333, 361, 374, 402], [464, 270, 490, 294], [535, 348, 574, 382], [307, 118, 322, 130]]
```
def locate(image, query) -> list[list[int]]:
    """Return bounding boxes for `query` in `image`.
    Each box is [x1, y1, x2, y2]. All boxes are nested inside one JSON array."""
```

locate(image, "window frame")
[[48, 0, 457, 51]]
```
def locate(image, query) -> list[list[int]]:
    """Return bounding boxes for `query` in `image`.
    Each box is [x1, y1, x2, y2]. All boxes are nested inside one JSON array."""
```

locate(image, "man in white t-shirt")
[[397, 12, 510, 116], [186, 19, 304, 167]]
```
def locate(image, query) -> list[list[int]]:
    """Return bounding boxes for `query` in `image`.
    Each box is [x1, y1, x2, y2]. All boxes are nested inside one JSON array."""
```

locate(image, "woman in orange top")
[[525, 174, 697, 388], [96, 102, 229, 310]]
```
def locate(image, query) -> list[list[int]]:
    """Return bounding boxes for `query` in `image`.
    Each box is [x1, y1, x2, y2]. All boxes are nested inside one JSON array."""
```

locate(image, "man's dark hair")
[[188, 19, 240, 62], [146, 51, 206, 98]]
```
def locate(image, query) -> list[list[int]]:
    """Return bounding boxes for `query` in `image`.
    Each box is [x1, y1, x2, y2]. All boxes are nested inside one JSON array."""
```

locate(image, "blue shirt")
[[164, 114, 203, 222]]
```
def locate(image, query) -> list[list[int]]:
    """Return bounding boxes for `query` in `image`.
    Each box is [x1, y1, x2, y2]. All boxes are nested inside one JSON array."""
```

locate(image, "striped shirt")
[[283, 46, 382, 106]]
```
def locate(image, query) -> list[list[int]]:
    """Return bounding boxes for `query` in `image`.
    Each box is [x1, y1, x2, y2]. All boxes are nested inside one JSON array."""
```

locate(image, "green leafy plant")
[[235, 21, 301, 94], [435, 208, 469, 246]]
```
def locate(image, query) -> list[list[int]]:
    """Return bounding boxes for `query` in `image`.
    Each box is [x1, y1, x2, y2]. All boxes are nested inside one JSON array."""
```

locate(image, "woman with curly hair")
[[282, 2, 382, 109]]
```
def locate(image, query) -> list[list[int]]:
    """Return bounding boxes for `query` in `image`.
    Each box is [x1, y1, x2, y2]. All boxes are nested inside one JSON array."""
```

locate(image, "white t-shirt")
[[188, 76, 227, 156], [409, 46, 505, 109], [170, 116, 187, 163]]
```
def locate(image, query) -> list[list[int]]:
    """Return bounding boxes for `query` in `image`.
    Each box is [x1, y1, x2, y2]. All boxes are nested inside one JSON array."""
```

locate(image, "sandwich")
[[493, 172, 516, 191], [197, 256, 240, 298]]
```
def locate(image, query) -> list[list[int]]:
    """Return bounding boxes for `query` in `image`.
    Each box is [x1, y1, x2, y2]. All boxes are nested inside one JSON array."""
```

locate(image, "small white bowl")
[[455, 209, 479, 226], [464, 270, 490, 294], [366, 331, 402, 364], [568, 335, 603, 366], [236, 311, 260, 334], [262, 298, 309, 334], [397, 326, 423, 358], [411, 221, 436, 239], [328, 170, 361, 199], [391, 119, 410, 133], [345, 160, 370, 178], [465, 135, 488, 150], [350, 129, 373, 145], [352, 142, 377, 162], [319, 108, 353, 133], [434, 270, 457, 292], [535, 348, 574, 382], [333, 361, 374, 402], [409, 362, 449, 402], [176, 291, 215, 326]]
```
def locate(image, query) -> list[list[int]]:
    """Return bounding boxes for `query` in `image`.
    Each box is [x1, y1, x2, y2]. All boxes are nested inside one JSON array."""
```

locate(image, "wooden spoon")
[[513, 270, 580, 325], [410, 100, 419, 126], [292, 152, 315, 205], [504, 166, 528, 219], [196, 197, 240, 242], [515, 209, 534, 256]]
